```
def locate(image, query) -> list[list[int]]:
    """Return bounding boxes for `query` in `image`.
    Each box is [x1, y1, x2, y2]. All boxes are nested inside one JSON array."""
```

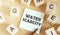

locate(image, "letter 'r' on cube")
[[33, 0, 45, 7], [21, 0, 32, 7], [45, 27, 57, 35]]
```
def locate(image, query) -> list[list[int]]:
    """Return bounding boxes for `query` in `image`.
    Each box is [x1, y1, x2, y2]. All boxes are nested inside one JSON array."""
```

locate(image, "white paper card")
[[6, 24, 18, 35], [46, 3, 56, 12], [19, 8, 44, 32], [21, 0, 32, 7], [45, 27, 57, 35], [0, 13, 6, 23], [10, 7, 20, 18], [33, 0, 44, 7], [56, 26, 60, 33], [47, 14, 57, 24]]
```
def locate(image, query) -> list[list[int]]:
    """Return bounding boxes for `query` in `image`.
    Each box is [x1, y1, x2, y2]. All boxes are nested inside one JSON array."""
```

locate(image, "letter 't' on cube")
[[45, 27, 57, 35], [47, 14, 57, 24], [6, 24, 18, 35], [33, 0, 45, 7], [46, 2, 56, 13], [10, 6, 20, 18], [21, 0, 32, 7], [56, 26, 60, 33], [0, 13, 6, 23]]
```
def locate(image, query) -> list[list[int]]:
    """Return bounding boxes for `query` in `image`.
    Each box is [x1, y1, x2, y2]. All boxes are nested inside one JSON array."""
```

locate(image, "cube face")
[[47, 14, 57, 24], [0, 13, 6, 23], [33, 0, 44, 7], [6, 24, 18, 35], [21, 0, 32, 7], [19, 8, 44, 32], [45, 27, 57, 35], [56, 26, 60, 33], [10, 7, 20, 18], [46, 3, 56, 13]]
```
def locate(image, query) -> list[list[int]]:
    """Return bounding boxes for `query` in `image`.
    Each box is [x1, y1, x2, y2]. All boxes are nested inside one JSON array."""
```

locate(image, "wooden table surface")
[[0, 0, 60, 35]]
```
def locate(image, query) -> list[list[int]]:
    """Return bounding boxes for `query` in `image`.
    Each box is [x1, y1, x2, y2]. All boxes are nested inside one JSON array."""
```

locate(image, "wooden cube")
[[45, 27, 57, 35]]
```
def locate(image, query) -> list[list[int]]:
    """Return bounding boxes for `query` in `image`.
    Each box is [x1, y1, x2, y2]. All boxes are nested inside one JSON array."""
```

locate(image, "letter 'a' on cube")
[[56, 26, 60, 33], [19, 8, 44, 33], [46, 2, 56, 13], [47, 14, 57, 25], [45, 27, 57, 35], [33, 0, 45, 7], [0, 13, 6, 23], [6, 24, 18, 35], [10, 6, 20, 18], [21, 0, 32, 7]]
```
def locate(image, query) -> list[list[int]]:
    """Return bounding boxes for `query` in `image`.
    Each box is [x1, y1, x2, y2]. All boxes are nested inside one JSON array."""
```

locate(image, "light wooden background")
[[0, 0, 60, 35]]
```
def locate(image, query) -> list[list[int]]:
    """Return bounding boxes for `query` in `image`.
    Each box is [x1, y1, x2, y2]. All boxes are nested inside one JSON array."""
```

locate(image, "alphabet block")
[[0, 13, 6, 23], [45, 27, 57, 35], [6, 24, 18, 35], [46, 2, 56, 13], [33, 0, 45, 7], [10, 7, 20, 18], [21, 0, 32, 7]]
